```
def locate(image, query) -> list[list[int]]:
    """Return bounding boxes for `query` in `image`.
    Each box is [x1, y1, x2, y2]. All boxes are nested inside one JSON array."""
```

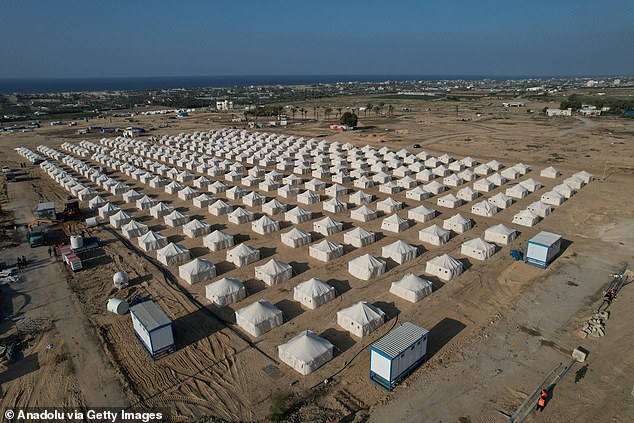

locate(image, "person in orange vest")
[[536, 389, 548, 412]]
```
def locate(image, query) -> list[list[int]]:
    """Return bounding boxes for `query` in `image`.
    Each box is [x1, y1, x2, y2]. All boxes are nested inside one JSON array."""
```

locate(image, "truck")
[[27, 219, 53, 247], [59, 237, 102, 271]]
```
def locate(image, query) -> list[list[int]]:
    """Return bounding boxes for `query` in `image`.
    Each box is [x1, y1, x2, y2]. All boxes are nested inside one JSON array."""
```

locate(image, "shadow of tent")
[[327, 278, 351, 295], [243, 278, 267, 295], [172, 306, 224, 349], [373, 301, 400, 320], [189, 246, 210, 258], [0, 353, 39, 384], [259, 246, 277, 259], [319, 327, 356, 357], [167, 234, 185, 243], [427, 317, 466, 358], [129, 274, 153, 285], [289, 261, 310, 276], [274, 299, 305, 321]]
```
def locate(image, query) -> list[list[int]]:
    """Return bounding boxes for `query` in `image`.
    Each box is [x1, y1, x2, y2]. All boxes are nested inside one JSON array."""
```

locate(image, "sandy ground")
[[0, 95, 633, 422]]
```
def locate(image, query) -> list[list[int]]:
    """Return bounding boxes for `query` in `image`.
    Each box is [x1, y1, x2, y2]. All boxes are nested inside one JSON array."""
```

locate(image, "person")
[[48, 247, 52, 257], [16, 257, 22, 270], [536, 389, 548, 412], [22, 256, 27, 269]]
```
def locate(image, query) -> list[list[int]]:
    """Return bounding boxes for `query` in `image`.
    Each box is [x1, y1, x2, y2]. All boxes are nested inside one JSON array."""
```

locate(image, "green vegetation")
[[340, 111, 358, 127], [560, 94, 634, 114]]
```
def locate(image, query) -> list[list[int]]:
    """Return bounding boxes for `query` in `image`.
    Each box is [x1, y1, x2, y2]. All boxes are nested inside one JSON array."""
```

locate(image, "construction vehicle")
[[27, 219, 54, 247], [61, 200, 81, 221], [597, 263, 628, 312]]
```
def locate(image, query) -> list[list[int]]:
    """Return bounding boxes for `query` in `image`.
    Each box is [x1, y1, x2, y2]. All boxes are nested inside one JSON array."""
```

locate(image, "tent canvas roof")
[[338, 301, 385, 325]]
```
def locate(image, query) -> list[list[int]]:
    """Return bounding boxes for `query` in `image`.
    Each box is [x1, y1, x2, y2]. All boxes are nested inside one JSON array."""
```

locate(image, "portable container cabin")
[[370, 322, 429, 391], [130, 300, 175, 359], [526, 231, 562, 268]]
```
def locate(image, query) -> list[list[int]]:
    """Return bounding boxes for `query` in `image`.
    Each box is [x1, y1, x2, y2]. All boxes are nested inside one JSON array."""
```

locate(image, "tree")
[[336, 107, 343, 118], [365, 103, 373, 117], [373, 105, 381, 116], [324, 107, 333, 120], [387, 104, 395, 118], [291, 107, 297, 120], [340, 111, 358, 127]]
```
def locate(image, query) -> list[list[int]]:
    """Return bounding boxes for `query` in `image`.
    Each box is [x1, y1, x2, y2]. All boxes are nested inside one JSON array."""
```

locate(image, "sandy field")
[[1, 94, 633, 423]]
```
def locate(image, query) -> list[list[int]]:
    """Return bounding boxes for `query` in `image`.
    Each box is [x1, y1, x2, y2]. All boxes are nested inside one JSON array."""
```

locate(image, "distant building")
[[216, 100, 234, 111], [546, 108, 572, 117], [497, 102, 525, 107], [579, 109, 601, 117], [123, 127, 145, 137]]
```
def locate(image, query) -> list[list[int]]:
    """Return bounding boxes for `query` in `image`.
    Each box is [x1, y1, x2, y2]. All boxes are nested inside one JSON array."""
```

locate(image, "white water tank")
[[113, 271, 128, 288], [106, 298, 129, 315], [85, 217, 98, 228], [70, 235, 84, 249]]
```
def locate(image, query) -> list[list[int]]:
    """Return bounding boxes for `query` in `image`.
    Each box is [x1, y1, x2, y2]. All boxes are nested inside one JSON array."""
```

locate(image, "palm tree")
[[366, 103, 373, 118], [313, 106, 317, 120], [291, 107, 297, 120], [325, 107, 333, 120], [387, 104, 395, 118], [336, 107, 343, 119]]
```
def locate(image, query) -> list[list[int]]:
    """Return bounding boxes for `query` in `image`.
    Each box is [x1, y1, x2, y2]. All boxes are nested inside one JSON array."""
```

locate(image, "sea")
[[0, 74, 517, 94]]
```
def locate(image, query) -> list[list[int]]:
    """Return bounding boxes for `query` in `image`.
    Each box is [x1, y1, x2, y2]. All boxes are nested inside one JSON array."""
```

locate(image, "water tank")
[[113, 271, 128, 288], [85, 217, 98, 228], [70, 235, 84, 249], [106, 298, 129, 315]]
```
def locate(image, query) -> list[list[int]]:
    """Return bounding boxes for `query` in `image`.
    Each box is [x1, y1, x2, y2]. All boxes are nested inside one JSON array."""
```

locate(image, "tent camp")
[[121, 220, 148, 239], [423, 181, 446, 195], [183, 219, 212, 238], [350, 205, 377, 222], [255, 259, 293, 285], [157, 243, 191, 266], [89, 195, 107, 210], [122, 189, 142, 204], [377, 197, 403, 214], [209, 199, 232, 216], [192, 193, 215, 208], [337, 301, 385, 337], [309, 240, 344, 262], [473, 178, 494, 193], [456, 187, 479, 202], [226, 243, 260, 267], [382, 240, 417, 264], [390, 274, 433, 303], [323, 198, 348, 213], [488, 192, 513, 209], [228, 207, 255, 225], [313, 217, 343, 236], [505, 183, 529, 199], [519, 178, 543, 192], [381, 214, 410, 233], [512, 209, 540, 227], [285, 206, 312, 224], [471, 201, 498, 217], [541, 166, 561, 179], [437, 194, 462, 209], [425, 254, 463, 281], [406, 187, 432, 201], [150, 202, 172, 218], [235, 300, 283, 337], [203, 230, 235, 251], [278, 330, 334, 375], [348, 254, 386, 280], [419, 224, 451, 245], [137, 230, 168, 252], [205, 277, 246, 306], [527, 201, 552, 218], [297, 190, 321, 205], [110, 210, 133, 229], [553, 183, 575, 199], [178, 186, 199, 201], [179, 258, 216, 285], [443, 214, 472, 233], [344, 227, 376, 247], [484, 224, 518, 245], [136, 195, 156, 211], [541, 190, 565, 206], [563, 176, 584, 190], [293, 278, 336, 309], [461, 237, 496, 260], [164, 210, 190, 227], [242, 191, 264, 207], [281, 228, 312, 248], [349, 190, 373, 206], [408, 205, 435, 223], [252, 215, 280, 235], [262, 198, 287, 215]]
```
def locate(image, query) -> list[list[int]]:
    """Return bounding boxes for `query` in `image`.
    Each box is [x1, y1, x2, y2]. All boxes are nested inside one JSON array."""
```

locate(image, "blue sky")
[[1, 0, 632, 78]]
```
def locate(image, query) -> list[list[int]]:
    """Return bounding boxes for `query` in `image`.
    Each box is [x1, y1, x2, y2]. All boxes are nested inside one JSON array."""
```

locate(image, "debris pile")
[[580, 311, 608, 338]]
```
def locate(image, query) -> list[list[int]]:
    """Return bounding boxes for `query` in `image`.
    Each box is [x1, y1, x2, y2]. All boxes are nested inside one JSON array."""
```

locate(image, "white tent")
[[443, 214, 472, 233], [512, 209, 540, 227], [344, 227, 376, 247], [377, 197, 403, 213], [541, 190, 565, 206], [390, 274, 433, 303], [574, 171, 593, 184], [437, 194, 462, 209], [165, 180, 183, 195], [183, 219, 212, 238], [262, 198, 287, 215], [137, 230, 168, 252], [540, 166, 561, 179], [252, 215, 280, 235], [443, 174, 463, 187], [285, 206, 312, 224], [484, 224, 517, 245], [553, 183, 575, 199], [226, 243, 260, 267], [563, 176, 584, 190], [110, 210, 133, 229], [325, 183, 347, 198], [527, 201, 552, 217], [461, 237, 496, 260], [488, 192, 512, 209], [164, 210, 190, 227], [323, 198, 347, 213], [281, 228, 312, 248], [243, 191, 264, 207], [337, 301, 385, 337], [406, 186, 432, 201], [278, 330, 334, 375], [488, 173, 507, 186], [473, 178, 494, 193], [157, 243, 191, 266], [228, 207, 255, 224], [209, 199, 232, 216], [193, 193, 215, 208], [205, 277, 246, 306], [382, 240, 417, 264], [235, 300, 283, 337], [255, 258, 293, 285], [457, 169, 476, 182], [423, 181, 446, 194], [309, 239, 344, 262], [203, 230, 234, 251], [348, 254, 386, 280], [278, 184, 298, 198], [121, 220, 149, 238], [179, 258, 217, 285], [293, 278, 336, 309], [455, 187, 478, 203], [136, 195, 156, 210], [150, 202, 172, 218], [98, 202, 119, 219], [425, 254, 463, 281], [519, 178, 543, 192], [78, 187, 97, 201], [122, 189, 142, 203], [89, 195, 107, 210], [501, 167, 521, 180], [350, 205, 377, 222], [505, 183, 529, 199], [405, 205, 435, 224], [297, 190, 321, 205], [471, 201, 498, 217], [313, 217, 343, 236], [381, 214, 409, 233], [349, 190, 373, 205]]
